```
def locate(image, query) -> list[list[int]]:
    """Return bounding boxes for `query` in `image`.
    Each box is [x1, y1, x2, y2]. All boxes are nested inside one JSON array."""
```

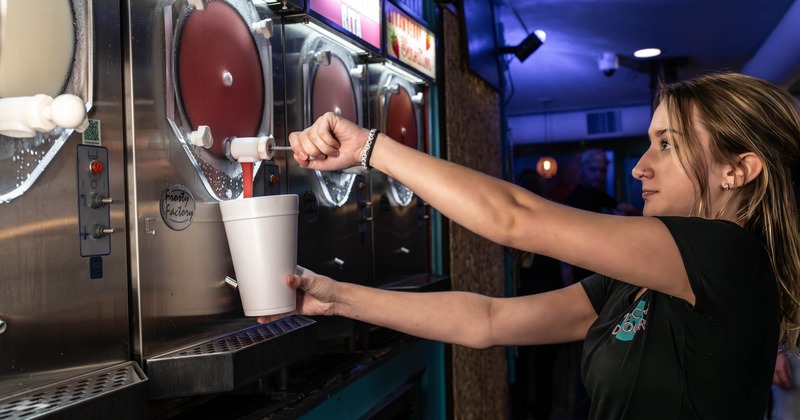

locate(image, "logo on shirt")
[[612, 299, 648, 341]]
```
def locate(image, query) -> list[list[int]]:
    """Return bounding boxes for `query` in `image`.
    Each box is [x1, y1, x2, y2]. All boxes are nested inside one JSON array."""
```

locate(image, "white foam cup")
[[219, 194, 299, 316]]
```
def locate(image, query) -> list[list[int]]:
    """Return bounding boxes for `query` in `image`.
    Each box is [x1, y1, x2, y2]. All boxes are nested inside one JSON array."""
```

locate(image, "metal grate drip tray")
[[145, 315, 316, 399], [0, 362, 148, 420]]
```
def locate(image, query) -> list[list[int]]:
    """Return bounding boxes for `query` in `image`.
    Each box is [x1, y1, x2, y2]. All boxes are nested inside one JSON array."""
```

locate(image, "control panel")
[[77, 145, 114, 257], [253, 161, 282, 197], [356, 174, 371, 241]]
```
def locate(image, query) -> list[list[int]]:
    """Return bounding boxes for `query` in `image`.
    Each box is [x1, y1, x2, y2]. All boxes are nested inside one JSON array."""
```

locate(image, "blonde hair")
[[657, 72, 800, 353]]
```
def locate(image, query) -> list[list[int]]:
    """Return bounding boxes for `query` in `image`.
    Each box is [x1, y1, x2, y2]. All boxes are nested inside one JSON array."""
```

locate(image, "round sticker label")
[[160, 184, 196, 231], [302, 190, 319, 223]]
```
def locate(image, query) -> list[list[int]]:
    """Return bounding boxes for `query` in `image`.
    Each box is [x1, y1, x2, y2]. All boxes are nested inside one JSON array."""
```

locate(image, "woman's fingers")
[[288, 113, 341, 160], [288, 113, 372, 170], [256, 312, 296, 324], [288, 130, 330, 162], [256, 275, 306, 324]]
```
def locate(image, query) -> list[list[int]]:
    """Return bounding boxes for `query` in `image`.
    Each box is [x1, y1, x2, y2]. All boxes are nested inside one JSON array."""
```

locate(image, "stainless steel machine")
[[282, 1, 377, 307], [0, 0, 147, 417], [0, 0, 442, 417], [126, 0, 315, 400], [368, 2, 435, 288]]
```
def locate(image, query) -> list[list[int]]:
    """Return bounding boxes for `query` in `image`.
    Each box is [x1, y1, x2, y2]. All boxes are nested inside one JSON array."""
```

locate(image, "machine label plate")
[[82, 119, 101, 145]]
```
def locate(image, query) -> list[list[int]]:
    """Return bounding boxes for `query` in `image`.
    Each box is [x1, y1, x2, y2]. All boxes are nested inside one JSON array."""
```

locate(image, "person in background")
[[565, 148, 635, 216], [511, 169, 564, 419], [561, 149, 641, 419], [770, 351, 800, 419], [563, 148, 640, 284], [264, 72, 800, 419]]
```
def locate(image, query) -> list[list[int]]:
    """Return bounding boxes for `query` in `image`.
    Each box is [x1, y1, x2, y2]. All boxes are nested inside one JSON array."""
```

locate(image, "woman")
[[261, 73, 800, 418]]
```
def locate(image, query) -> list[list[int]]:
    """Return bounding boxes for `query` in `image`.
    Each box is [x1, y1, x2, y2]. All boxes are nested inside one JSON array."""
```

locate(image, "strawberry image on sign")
[[391, 32, 399, 57]]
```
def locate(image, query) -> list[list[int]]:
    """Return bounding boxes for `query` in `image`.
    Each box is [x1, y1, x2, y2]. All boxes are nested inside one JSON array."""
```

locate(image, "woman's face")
[[632, 104, 710, 217]]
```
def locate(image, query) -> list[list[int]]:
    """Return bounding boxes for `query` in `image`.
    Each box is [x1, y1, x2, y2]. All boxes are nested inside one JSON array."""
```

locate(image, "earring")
[[723, 183, 731, 191]]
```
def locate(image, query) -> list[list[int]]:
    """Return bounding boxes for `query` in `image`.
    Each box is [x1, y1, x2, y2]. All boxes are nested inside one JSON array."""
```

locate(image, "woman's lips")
[[641, 189, 656, 199]]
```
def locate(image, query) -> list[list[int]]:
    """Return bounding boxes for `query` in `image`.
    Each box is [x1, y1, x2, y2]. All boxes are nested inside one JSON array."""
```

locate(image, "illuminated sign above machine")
[[385, 2, 435, 80], [308, 0, 382, 51]]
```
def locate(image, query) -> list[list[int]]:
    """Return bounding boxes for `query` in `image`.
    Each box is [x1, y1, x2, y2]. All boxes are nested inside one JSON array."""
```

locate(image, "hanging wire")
[[503, 55, 516, 105], [496, 0, 531, 105], [499, 0, 530, 34]]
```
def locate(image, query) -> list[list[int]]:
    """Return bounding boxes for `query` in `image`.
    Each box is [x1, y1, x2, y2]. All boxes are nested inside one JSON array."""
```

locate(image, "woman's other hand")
[[774, 352, 794, 389], [257, 266, 338, 324]]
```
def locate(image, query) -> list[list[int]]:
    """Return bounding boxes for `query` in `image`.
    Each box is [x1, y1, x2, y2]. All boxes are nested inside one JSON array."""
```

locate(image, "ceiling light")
[[536, 156, 558, 179], [634, 48, 662, 58]]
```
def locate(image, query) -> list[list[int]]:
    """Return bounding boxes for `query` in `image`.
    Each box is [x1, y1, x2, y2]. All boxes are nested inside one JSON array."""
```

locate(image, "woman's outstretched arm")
[[289, 113, 691, 303], [260, 267, 598, 349]]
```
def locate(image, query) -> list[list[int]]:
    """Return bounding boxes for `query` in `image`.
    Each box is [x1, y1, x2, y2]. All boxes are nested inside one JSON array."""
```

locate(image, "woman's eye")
[[659, 140, 672, 151]]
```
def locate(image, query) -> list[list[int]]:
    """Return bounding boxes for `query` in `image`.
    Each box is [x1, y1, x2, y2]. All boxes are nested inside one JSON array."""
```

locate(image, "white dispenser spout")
[[188, 126, 281, 162], [225, 135, 277, 162], [0, 94, 88, 138]]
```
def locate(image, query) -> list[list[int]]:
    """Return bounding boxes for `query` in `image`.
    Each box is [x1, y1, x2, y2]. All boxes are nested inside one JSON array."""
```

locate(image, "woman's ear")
[[727, 152, 763, 187]]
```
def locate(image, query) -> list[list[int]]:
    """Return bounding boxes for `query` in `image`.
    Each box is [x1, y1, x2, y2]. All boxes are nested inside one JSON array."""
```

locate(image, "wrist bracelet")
[[361, 128, 380, 170]]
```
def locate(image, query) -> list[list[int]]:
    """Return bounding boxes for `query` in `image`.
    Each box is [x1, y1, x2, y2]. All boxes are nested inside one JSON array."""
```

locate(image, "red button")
[[269, 175, 279, 185], [89, 160, 104, 174]]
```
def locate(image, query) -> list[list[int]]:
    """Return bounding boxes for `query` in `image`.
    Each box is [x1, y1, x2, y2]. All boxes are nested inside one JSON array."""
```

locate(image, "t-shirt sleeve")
[[655, 216, 775, 318], [580, 273, 613, 315]]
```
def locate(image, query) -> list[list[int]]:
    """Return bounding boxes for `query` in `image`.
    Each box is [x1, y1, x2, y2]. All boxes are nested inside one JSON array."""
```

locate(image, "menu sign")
[[385, 2, 435, 80], [309, 0, 382, 50]]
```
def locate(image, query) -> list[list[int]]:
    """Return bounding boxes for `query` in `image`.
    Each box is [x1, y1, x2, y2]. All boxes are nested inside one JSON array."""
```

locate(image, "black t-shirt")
[[580, 216, 779, 419]]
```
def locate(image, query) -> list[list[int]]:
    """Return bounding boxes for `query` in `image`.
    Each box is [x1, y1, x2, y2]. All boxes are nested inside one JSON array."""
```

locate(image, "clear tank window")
[[0, 0, 91, 203], [164, 0, 274, 201]]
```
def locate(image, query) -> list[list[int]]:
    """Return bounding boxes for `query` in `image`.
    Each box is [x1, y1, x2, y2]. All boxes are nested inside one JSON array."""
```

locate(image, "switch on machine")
[[253, 161, 282, 197], [77, 145, 114, 257]]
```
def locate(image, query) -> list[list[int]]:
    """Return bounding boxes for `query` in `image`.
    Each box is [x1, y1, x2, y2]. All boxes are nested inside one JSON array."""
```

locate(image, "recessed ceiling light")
[[634, 48, 662, 58]]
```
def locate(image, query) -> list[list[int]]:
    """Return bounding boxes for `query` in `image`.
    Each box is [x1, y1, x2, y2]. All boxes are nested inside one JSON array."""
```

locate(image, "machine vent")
[[586, 111, 621, 135], [171, 316, 314, 356], [144, 315, 317, 398], [394, 0, 424, 18], [0, 362, 146, 420]]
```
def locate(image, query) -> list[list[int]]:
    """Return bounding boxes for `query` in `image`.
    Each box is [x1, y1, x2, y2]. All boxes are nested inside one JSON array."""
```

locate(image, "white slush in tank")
[[0, 0, 75, 97]]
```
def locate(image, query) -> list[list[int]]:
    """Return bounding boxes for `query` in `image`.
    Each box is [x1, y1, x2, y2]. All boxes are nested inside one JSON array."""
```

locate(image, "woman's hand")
[[288, 112, 370, 171], [257, 266, 339, 324], [774, 352, 794, 389]]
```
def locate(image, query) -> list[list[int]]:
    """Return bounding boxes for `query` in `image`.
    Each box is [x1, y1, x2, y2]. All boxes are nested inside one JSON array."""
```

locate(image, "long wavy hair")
[[656, 72, 800, 353]]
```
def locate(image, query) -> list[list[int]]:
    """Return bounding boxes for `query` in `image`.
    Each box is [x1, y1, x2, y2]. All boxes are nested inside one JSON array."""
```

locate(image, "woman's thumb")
[[286, 274, 301, 288]]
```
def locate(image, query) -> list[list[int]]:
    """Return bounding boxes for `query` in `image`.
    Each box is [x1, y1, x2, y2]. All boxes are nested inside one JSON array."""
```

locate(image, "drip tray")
[[0, 362, 148, 420], [145, 315, 316, 399]]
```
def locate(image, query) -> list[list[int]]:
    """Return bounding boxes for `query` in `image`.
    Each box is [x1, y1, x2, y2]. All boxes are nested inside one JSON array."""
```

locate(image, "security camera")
[[598, 52, 619, 77]]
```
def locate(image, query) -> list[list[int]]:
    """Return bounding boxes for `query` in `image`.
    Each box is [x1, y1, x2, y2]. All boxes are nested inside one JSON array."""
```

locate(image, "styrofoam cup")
[[219, 194, 298, 316]]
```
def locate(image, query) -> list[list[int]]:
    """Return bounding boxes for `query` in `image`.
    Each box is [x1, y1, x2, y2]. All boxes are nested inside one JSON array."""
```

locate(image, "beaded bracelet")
[[360, 128, 380, 170]]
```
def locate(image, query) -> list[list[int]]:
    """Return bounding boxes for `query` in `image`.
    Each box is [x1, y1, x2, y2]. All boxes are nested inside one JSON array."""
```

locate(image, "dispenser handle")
[[251, 18, 274, 39], [0, 94, 88, 138], [189, 125, 214, 149]]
